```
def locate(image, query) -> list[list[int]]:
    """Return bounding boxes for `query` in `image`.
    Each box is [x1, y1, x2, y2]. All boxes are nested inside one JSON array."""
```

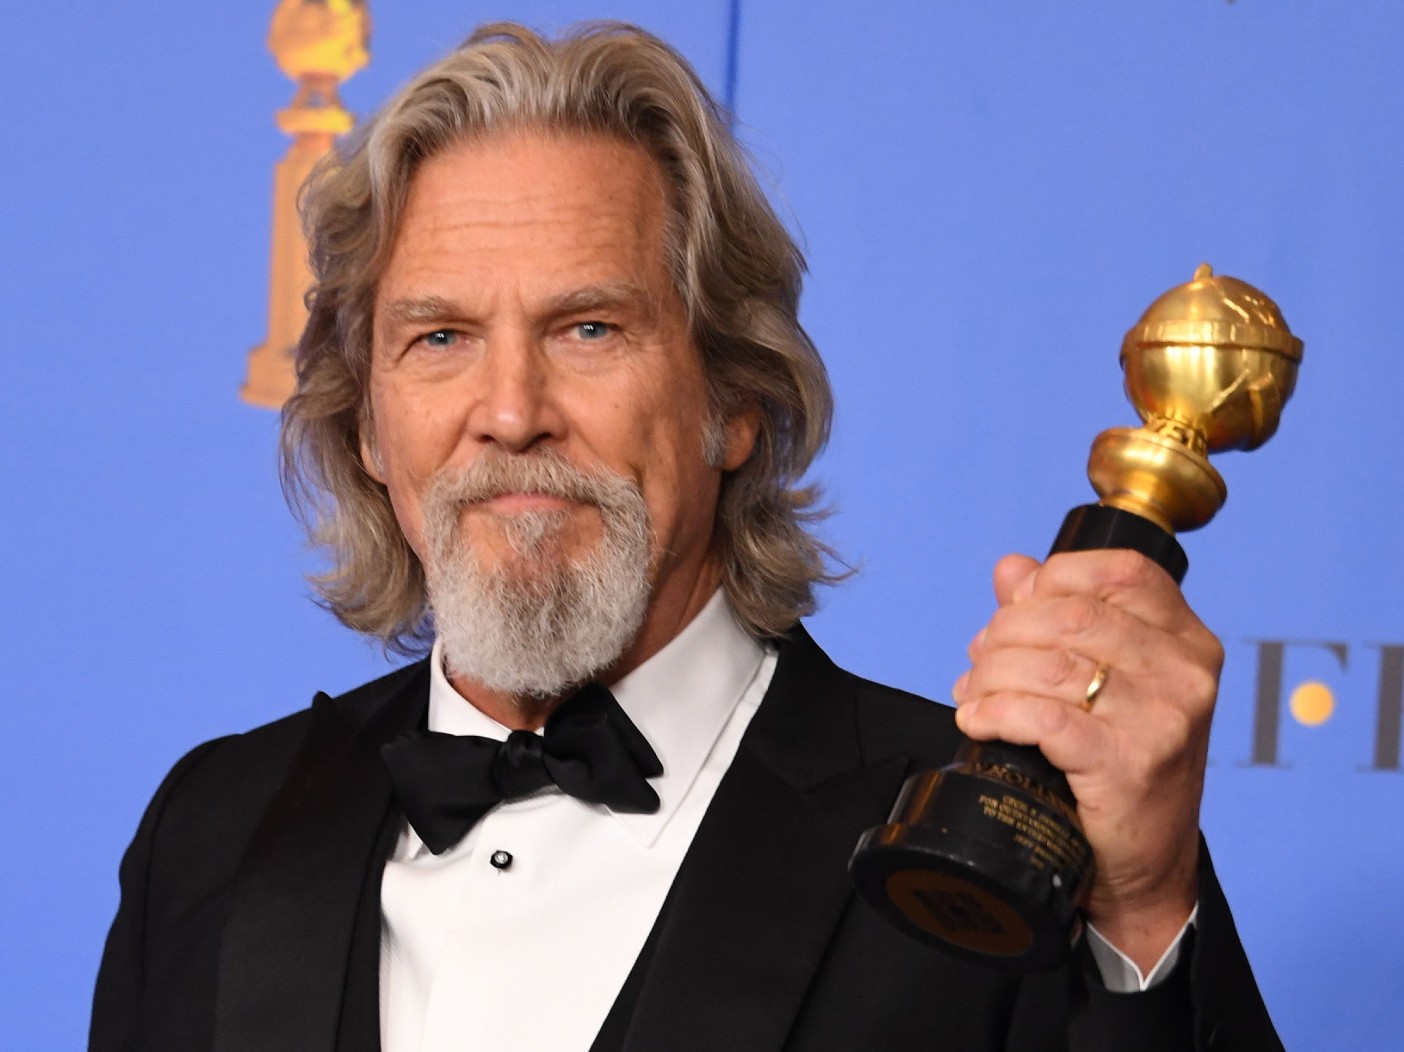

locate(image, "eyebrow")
[[378, 282, 658, 333], [379, 295, 464, 328], [542, 281, 655, 318]]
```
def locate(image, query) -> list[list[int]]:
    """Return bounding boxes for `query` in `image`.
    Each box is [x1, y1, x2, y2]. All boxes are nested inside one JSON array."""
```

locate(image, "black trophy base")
[[849, 503, 1188, 970], [850, 740, 1092, 971]]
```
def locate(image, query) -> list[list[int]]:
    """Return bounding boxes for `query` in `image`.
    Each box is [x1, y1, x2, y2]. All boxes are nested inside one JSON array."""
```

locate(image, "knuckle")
[[1158, 642, 1220, 711], [974, 691, 1027, 737], [965, 691, 1005, 732], [1056, 595, 1103, 637], [1201, 633, 1227, 675], [1047, 548, 1150, 590], [1157, 701, 1197, 749], [1046, 648, 1082, 692], [978, 691, 1009, 718], [1184, 663, 1220, 711], [1039, 697, 1077, 736], [1105, 547, 1153, 587]]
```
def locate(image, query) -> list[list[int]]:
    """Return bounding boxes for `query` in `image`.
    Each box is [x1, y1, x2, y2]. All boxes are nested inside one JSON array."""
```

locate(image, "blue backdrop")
[[3, 4, 1400, 1049]]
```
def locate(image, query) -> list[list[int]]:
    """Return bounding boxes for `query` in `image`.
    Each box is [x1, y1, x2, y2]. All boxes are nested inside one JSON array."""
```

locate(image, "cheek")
[[642, 441, 723, 547], [381, 474, 430, 563], [370, 372, 467, 460], [631, 383, 718, 515], [367, 391, 444, 560]]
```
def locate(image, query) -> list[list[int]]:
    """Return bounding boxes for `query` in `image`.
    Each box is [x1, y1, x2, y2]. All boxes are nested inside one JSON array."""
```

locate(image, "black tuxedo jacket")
[[91, 628, 1281, 1051]]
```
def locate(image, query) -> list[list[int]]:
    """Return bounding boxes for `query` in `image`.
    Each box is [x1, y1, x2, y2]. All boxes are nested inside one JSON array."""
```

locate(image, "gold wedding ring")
[[1081, 663, 1111, 712]]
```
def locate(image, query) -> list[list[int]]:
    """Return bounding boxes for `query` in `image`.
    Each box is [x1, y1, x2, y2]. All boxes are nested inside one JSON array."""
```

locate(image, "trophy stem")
[[1050, 504, 1188, 583]]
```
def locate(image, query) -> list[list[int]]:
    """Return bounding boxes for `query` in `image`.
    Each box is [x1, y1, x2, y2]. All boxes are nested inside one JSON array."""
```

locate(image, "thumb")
[[993, 553, 1041, 607]]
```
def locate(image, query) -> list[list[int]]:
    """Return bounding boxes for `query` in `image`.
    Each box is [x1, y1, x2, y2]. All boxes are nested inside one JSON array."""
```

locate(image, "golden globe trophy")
[[849, 264, 1303, 970], [242, 0, 370, 409]]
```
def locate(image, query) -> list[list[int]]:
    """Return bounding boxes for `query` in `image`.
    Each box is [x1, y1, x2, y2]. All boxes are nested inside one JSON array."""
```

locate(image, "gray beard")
[[420, 450, 653, 700]]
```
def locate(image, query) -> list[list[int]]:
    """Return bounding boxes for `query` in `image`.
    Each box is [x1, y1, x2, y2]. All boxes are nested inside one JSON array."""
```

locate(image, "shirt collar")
[[424, 589, 765, 850]]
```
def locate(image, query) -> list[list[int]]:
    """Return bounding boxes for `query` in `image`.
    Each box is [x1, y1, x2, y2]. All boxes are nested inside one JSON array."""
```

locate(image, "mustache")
[[424, 449, 640, 511]]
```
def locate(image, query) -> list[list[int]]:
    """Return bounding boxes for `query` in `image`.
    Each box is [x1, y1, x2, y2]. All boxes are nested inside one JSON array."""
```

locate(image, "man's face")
[[365, 129, 756, 696]]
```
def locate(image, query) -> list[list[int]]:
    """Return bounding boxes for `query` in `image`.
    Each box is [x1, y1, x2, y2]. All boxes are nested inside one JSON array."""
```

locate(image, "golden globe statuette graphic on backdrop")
[[241, 0, 370, 409], [850, 264, 1304, 970]]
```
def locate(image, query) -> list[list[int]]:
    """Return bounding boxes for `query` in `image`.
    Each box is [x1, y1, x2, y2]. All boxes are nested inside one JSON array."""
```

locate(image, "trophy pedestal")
[[850, 742, 1088, 970]]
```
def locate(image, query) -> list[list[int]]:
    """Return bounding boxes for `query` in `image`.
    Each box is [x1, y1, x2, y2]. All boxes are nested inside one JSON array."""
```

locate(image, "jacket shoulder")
[[780, 625, 963, 770], [143, 660, 416, 802], [846, 669, 963, 770]]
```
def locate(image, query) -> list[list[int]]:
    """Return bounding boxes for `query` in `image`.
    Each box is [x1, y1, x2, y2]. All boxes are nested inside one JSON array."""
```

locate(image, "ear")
[[718, 404, 762, 472]]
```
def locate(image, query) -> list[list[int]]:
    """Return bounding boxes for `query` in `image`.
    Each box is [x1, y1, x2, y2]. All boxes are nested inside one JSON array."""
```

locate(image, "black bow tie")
[[381, 682, 663, 855]]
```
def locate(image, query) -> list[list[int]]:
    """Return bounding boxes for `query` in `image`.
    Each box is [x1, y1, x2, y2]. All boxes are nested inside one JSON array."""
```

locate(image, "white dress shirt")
[[380, 591, 774, 1051], [379, 592, 1188, 1050]]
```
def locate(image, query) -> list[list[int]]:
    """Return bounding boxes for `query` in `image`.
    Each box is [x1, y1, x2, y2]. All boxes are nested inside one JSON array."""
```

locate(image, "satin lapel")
[[213, 664, 429, 1052], [621, 629, 911, 1052]]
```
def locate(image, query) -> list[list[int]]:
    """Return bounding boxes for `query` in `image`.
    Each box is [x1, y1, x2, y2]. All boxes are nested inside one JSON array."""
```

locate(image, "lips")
[[475, 492, 579, 515]]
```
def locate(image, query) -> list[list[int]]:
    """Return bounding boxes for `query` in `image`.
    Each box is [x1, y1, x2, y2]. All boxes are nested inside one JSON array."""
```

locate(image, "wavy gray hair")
[[281, 20, 838, 654]]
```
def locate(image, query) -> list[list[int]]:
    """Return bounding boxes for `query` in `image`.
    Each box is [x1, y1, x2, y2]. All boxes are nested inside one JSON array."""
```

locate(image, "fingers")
[[954, 661, 1204, 781], [954, 548, 1221, 774], [1021, 549, 1201, 636], [952, 641, 1113, 775], [957, 594, 1217, 728], [973, 592, 1210, 685], [954, 688, 1111, 776], [985, 549, 1223, 671], [958, 644, 1109, 710]]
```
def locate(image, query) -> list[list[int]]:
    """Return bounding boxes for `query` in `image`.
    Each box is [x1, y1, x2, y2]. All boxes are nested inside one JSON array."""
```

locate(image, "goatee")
[[421, 449, 653, 700]]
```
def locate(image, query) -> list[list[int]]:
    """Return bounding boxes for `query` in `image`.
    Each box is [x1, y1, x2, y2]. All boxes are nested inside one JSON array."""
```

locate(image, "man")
[[91, 21, 1281, 1051]]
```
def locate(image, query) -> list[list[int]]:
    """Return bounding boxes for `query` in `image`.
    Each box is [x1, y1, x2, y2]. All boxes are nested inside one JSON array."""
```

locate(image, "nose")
[[465, 330, 564, 453]]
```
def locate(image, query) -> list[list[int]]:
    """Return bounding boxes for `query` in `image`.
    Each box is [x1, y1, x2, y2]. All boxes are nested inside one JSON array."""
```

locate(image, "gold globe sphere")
[[1120, 263, 1303, 454], [269, 0, 371, 84]]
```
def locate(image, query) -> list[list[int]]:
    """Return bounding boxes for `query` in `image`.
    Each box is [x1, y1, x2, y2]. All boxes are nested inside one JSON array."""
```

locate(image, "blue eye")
[[420, 329, 458, 349], [574, 321, 612, 341]]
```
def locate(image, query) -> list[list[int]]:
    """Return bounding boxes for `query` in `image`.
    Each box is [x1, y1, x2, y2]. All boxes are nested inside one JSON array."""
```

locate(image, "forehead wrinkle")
[[376, 132, 680, 339]]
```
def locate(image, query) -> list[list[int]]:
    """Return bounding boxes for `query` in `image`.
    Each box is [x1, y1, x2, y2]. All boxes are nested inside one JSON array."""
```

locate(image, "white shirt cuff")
[[1084, 904, 1198, 992]]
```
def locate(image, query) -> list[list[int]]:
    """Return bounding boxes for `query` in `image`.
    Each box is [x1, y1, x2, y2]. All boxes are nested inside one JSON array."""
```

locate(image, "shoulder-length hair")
[[281, 21, 838, 654]]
